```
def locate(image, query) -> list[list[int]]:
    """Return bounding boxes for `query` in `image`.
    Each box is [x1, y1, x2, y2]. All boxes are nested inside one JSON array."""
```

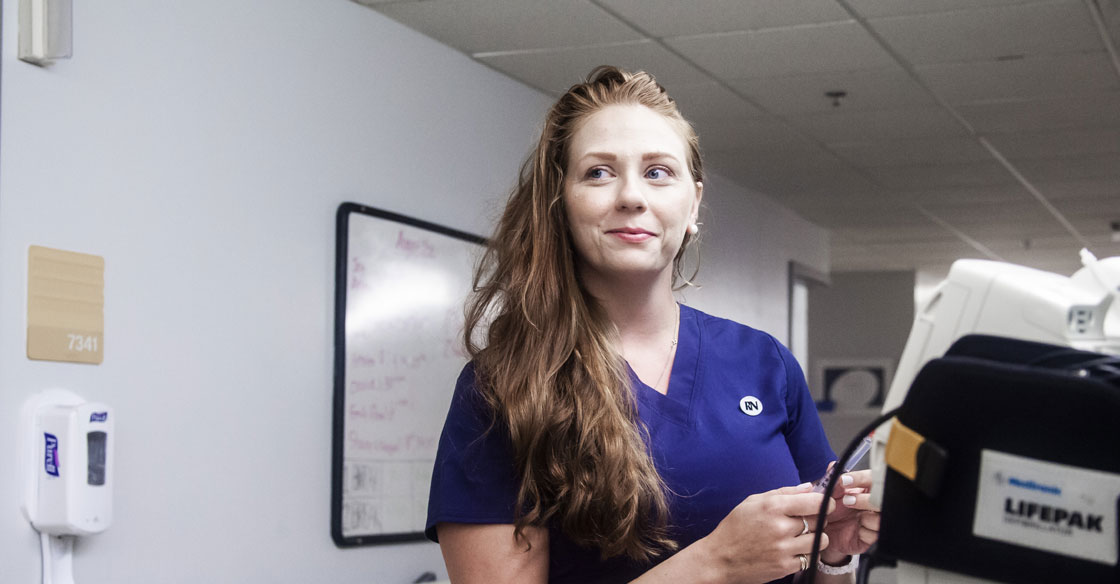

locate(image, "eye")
[[645, 167, 672, 180], [585, 167, 612, 180]]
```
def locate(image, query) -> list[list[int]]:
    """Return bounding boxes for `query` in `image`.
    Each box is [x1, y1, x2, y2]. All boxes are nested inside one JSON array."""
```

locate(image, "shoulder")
[[444, 362, 499, 433], [683, 305, 793, 366]]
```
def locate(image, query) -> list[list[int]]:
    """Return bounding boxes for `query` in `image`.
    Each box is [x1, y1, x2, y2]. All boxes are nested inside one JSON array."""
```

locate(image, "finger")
[[772, 492, 834, 517], [859, 511, 881, 532], [826, 475, 864, 499], [773, 481, 814, 496], [788, 530, 829, 557], [842, 469, 873, 489], [841, 493, 879, 511], [789, 515, 825, 537], [787, 554, 809, 575], [859, 526, 879, 546]]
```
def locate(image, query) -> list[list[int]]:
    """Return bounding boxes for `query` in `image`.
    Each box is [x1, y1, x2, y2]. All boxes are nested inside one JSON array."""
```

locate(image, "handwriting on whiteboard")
[[342, 460, 433, 534], [395, 230, 435, 258], [339, 213, 481, 537], [347, 432, 437, 456]]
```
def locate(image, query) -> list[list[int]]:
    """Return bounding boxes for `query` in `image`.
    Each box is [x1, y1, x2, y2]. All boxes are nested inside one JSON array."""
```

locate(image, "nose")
[[616, 174, 646, 211]]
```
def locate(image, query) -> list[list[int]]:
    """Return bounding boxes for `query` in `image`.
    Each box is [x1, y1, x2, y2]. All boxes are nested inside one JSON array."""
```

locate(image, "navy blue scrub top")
[[426, 305, 835, 583]]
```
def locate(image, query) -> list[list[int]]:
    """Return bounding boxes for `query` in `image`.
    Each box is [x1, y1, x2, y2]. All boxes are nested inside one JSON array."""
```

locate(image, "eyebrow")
[[575, 151, 682, 164]]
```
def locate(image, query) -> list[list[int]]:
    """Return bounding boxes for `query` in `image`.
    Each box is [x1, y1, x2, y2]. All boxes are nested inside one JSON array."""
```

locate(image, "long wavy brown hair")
[[462, 66, 704, 562]]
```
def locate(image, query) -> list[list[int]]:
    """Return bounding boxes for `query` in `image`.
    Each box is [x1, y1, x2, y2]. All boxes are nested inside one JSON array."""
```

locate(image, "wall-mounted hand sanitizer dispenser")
[[21, 390, 114, 536]]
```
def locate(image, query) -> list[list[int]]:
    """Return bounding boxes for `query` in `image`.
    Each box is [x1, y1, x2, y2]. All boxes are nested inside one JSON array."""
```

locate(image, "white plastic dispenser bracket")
[[20, 389, 114, 584], [18, 0, 73, 65]]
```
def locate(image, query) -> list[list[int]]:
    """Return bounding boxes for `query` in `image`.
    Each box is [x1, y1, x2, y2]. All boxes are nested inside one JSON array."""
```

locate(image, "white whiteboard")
[[331, 203, 484, 546]]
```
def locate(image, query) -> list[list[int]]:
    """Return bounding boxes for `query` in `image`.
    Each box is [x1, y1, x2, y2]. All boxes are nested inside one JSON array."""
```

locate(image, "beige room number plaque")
[[27, 245, 104, 364]]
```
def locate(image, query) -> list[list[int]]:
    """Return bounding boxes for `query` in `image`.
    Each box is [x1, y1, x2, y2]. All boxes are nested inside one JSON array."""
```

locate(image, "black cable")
[[804, 407, 901, 584]]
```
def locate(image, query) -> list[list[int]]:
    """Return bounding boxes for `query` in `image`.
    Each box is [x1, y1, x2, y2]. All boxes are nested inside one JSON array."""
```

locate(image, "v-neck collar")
[[630, 304, 701, 427]]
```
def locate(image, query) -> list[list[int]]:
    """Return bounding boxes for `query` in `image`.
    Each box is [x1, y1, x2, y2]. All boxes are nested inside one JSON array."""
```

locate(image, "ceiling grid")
[[359, 0, 1120, 275]]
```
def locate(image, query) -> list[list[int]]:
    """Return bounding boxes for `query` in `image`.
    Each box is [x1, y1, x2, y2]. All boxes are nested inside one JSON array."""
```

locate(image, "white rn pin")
[[739, 396, 763, 416]]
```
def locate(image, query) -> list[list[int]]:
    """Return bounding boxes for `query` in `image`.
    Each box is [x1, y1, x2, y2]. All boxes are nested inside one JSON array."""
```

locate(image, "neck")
[[580, 269, 678, 342]]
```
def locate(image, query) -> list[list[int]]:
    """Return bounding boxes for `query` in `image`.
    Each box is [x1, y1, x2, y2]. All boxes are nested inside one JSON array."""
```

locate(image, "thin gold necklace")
[[652, 304, 680, 391]]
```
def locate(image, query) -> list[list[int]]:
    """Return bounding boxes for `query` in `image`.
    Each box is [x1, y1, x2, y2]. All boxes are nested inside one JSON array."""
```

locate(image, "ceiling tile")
[[830, 245, 982, 273], [788, 106, 969, 143], [778, 188, 903, 208], [666, 21, 896, 79], [829, 137, 991, 167], [1016, 154, 1120, 182], [901, 181, 1120, 229], [902, 184, 1040, 206], [867, 161, 1018, 189], [596, 0, 849, 37], [362, 0, 1120, 276], [1052, 194, 1120, 220], [704, 164, 878, 205], [782, 196, 921, 225], [868, 2, 1101, 64], [372, 0, 643, 54], [745, 167, 881, 200], [706, 139, 850, 174], [846, 0, 1078, 19], [1035, 178, 1120, 200], [477, 41, 710, 96], [916, 51, 1119, 105], [985, 127, 1120, 159], [833, 222, 966, 243], [993, 246, 1117, 275], [693, 116, 810, 152], [957, 91, 1120, 133], [665, 81, 764, 123], [922, 200, 1070, 234], [981, 232, 1100, 251], [729, 67, 935, 115], [805, 209, 923, 231]]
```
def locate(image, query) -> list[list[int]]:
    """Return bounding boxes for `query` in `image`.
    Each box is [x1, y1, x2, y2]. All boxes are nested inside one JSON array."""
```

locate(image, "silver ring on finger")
[[799, 517, 810, 536], [798, 553, 809, 571]]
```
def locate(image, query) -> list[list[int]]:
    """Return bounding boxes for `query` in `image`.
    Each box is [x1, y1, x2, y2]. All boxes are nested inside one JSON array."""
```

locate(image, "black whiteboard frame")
[[331, 202, 486, 547]]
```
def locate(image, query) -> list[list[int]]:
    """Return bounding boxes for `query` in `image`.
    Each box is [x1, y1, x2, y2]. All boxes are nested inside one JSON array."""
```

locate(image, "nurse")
[[426, 66, 880, 583]]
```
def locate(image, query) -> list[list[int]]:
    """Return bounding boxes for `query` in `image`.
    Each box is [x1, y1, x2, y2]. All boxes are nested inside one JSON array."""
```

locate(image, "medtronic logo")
[[1009, 476, 1061, 496], [43, 433, 60, 477], [89, 411, 108, 423], [739, 396, 763, 416]]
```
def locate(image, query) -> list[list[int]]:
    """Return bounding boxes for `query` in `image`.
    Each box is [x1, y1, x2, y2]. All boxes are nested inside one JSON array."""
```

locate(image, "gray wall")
[[0, 1, 828, 582], [685, 172, 829, 340], [808, 271, 915, 453]]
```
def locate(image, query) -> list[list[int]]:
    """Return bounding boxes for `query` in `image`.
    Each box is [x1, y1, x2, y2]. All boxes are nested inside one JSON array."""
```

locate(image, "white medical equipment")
[[866, 250, 1120, 583], [20, 389, 115, 584]]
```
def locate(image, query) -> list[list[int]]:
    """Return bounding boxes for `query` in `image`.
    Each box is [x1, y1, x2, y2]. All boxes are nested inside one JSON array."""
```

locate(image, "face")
[[563, 104, 702, 287]]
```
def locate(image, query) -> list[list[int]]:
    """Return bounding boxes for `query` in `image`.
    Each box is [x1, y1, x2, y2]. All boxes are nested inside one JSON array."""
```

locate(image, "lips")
[[606, 227, 656, 242]]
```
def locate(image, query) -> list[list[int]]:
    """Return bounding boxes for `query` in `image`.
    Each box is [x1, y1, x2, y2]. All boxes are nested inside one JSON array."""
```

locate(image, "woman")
[[425, 66, 880, 583]]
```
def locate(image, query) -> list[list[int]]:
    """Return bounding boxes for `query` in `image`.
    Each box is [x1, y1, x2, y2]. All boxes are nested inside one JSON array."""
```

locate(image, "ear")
[[691, 181, 703, 224]]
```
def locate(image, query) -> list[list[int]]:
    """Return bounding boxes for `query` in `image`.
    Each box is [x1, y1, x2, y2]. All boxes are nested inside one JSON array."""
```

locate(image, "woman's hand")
[[820, 468, 880, 562], [698, 482, 834, 584]]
